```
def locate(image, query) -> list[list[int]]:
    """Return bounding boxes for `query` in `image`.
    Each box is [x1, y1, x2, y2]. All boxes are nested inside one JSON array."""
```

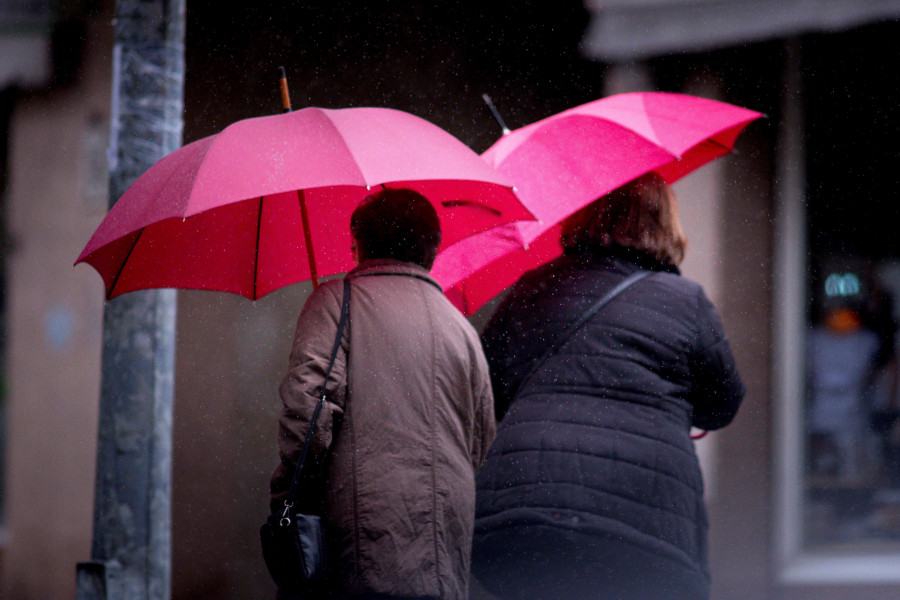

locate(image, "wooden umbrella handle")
[[279, 66, 291, 112]]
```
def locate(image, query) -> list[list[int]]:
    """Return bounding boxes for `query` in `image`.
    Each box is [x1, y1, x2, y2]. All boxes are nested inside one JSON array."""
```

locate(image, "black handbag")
[[261, 278, 351, 593]]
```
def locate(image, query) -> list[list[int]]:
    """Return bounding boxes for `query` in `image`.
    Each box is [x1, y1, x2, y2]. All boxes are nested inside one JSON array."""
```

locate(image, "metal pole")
[[76, 0, 184, 599]]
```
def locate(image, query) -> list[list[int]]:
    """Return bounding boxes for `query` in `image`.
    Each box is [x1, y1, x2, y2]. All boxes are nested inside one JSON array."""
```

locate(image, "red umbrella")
[[76, 106, 534, 300], [431, 92, 763, 315]]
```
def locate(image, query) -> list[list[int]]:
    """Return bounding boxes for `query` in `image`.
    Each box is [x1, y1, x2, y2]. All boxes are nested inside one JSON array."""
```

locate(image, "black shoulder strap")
[[514, 270, 653, 398], [284, 278, 351, 508]]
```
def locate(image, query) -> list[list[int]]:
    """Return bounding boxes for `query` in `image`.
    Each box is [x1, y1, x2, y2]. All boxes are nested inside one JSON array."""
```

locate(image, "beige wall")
[[1, 11, 112, 600], [676, 75, 774, 600], [171, 285, 311, 599], [707, 108, 775, 600], [675, 74, 729, 506]]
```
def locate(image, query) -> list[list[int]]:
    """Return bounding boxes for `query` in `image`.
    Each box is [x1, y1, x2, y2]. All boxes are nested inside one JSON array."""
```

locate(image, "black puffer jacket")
[[473, 246, 744, 597]]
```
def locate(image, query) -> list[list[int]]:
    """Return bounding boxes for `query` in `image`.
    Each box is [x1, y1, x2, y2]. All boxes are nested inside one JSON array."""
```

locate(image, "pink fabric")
[[432, 92, 762, 315], [76, 107, 533, 300]]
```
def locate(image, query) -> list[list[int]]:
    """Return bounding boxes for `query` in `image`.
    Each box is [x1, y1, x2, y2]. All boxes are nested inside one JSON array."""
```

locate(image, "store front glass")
[[800, 22, 900, 556]]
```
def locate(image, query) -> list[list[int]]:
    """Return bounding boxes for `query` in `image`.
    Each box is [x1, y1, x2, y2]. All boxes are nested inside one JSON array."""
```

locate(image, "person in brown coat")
[[270, 188, 496, 600]]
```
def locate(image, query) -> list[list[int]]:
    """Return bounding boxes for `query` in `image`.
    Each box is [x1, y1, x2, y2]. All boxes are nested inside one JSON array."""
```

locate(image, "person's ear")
[[351, 237, 366, 265]]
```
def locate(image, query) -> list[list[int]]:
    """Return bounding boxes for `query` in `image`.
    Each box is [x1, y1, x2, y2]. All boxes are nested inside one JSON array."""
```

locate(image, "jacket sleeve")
[[270, 282, 348, 514], [688, 289, 745, 431], [470, 340, 497, 469]]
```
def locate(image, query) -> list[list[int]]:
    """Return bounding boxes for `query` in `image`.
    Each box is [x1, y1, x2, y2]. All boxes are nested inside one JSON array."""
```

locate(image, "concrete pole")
[[76, 1, 184, 599], [773, 37, 808, 571]]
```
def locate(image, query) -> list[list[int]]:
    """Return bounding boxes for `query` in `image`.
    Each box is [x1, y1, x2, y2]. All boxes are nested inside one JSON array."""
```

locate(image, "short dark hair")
[[350, 188, 442, 269], [559, 172, 687, 266]]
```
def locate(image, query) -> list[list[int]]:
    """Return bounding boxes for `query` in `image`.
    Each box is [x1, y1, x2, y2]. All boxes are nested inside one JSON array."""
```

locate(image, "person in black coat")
[[472, 173, 745, 600]]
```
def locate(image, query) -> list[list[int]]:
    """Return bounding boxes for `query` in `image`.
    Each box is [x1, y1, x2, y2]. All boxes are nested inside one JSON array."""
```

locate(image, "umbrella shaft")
[[296, 189, 319, 288]]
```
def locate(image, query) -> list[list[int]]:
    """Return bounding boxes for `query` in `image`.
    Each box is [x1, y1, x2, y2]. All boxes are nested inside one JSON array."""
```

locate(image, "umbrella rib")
[[704, 137, 734, 154], [596, 100, 749, 156], [107, 228, 145, 300], [253, 196, 263, 300], [160, 135, 217, 219], [461, 280, 470, 316], [315, 108, 368, 185]]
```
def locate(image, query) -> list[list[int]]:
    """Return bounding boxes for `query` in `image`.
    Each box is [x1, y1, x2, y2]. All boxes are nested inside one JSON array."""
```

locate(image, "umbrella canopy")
[[76, 106, 534, 300], [431, 92, 763, 315]]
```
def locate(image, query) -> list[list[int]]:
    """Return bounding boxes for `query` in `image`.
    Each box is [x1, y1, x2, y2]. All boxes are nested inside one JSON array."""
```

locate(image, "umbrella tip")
[[481, 93, 512, 135]]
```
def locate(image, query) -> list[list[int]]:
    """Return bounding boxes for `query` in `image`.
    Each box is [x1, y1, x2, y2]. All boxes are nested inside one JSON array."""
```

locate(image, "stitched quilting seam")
[[498, 416, 695, 460], [422, 284, 441, 596], [481, 517, 703, 572], [489, 446, 703, 495], [479, 481, 699, 525]]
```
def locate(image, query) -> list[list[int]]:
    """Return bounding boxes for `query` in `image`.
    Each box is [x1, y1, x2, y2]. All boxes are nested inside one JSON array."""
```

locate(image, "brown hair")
[[350, 188, 442, 269], [559, 172, 687, 266]]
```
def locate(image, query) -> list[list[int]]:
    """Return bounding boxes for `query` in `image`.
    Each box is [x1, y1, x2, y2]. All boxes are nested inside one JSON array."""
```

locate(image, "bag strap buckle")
[[280, 501, 293, 526]]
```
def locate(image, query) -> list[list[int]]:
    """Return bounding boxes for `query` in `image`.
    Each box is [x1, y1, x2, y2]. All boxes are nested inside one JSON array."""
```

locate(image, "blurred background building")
[[2, 1, 900, 599]]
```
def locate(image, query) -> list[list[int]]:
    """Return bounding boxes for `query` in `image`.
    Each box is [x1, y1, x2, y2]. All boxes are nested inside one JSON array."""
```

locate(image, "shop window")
[[803, 258, 900, 552], [799, 23, 900, 557], [778, 24, 900, 581]]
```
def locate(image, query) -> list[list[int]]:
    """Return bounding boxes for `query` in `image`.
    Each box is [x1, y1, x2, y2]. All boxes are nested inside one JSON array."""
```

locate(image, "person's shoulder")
[[519, 255, 572, 286], [647, 269, 704, 297], [314, 278, 345, 303], [638, 271, 718, 319], [502, 255, 575, 304], [428, 292, 488, 354], [299, 278, 344, 316], [432, 291, 479, 331]]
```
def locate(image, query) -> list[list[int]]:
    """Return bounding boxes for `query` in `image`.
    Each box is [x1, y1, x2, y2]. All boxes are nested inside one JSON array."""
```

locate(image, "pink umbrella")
[[75, 106, 534, 300], [432, 92, 763, 315]]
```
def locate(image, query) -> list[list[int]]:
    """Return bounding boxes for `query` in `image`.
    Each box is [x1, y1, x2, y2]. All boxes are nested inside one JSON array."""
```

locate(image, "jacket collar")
[[563, 244, 681, 276], [346, 259, 444, 292]]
